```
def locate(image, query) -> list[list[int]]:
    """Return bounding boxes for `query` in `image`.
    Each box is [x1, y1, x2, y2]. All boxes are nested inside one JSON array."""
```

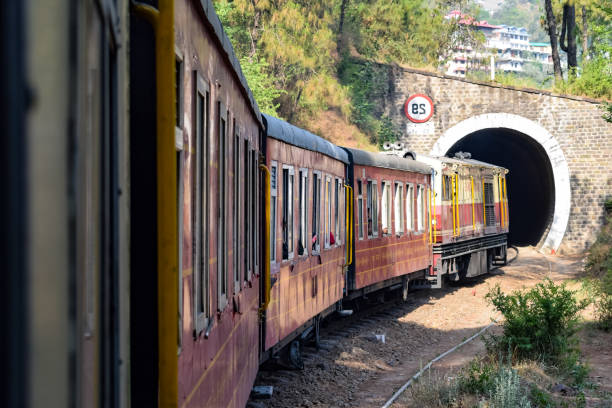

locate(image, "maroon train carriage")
[[416, 153, 509, 287], [262, 114, 350, 363], [344, 149, 434, 298], [174, 1, 264, 407]]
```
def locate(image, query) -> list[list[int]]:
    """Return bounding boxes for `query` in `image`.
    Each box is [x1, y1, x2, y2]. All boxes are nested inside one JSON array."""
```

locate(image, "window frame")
[[270, 161, 278, 263], [357, 180, 364, 240], [174, 50, 184, 150], [311, 170, 322, 253], [406, 183, 415, 232], [281, 164, 295, 261], [233, 120, 241, 295], [297, 168, 309, 257], [324, 175, 332, 249], [394, 181, 404, 236], [372, 180, 379, 237], [381, 180, 392, 236], [417, 184, 425, 232], [217, 101, 228, 312], [192, 72, 210, 335]]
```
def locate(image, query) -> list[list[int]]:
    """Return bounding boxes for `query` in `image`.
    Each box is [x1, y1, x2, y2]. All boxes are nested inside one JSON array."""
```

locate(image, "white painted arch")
[[430, 113, 570, 253]]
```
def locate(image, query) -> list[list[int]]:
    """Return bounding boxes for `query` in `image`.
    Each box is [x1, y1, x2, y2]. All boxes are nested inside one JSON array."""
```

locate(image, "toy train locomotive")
[[4, 1, 508, 407]]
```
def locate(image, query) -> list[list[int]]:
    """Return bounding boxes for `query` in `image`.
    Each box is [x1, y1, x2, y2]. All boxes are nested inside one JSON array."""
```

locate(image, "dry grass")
[[305, 109, 378, 151]]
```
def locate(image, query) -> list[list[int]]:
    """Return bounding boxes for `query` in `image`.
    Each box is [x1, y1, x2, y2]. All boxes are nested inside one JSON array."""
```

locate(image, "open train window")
[[312, 171, 321, 252], [175, 51, 184, 150], [381, 181, 392, 236], [270, 161, 278, 263], [334, 178, 340, 245], [366, 180, 378, 237], [282, 165, 294, 260], [324, 176, 333, 248], [298, 169, 308, 256], [233, 121, 241, 294], [193, 73, 210, 335], [394, 182, 404, 236], [244, 140, 251, 280], [217, 102, 228, 312], [252, 148, 258, 275], [417, 184, 425, 232], [357, 180, 364, 239], [406, 183, 414, 231]]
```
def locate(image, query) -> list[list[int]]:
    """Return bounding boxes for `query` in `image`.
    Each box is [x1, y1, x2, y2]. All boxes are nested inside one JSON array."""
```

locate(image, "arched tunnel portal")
[[446, 129, 554, 246], [430, 114, 571, 252]]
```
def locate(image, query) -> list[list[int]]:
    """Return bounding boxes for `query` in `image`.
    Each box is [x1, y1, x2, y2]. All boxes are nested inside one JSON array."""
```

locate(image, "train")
[[1, 1, 508, 408]]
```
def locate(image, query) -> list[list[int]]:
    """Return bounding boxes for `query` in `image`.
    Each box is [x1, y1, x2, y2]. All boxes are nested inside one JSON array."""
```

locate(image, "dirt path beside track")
[[251, 247, 585, 408]]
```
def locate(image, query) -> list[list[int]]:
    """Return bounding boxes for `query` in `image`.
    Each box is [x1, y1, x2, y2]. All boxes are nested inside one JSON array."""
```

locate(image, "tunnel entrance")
[[446, 129, 555, 246]]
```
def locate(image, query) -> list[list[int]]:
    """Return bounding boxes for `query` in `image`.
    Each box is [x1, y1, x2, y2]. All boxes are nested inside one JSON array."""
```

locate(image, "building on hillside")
[[443, 11, 552, 78]]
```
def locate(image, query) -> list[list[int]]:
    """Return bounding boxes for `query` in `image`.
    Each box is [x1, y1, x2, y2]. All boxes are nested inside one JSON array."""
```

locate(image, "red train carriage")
[[344, 149, 434, 297], [173, 1, 263, 407], [416, 153, 509, 285], [262, 114, 349, 361]]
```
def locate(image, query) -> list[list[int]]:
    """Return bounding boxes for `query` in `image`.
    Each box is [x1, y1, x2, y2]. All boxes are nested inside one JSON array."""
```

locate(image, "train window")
[[312, 171, 321, 252], [381, 181, 392, 236], [298, 169, 308, 256], [357, 180, 364, 239], [394, 182, 404, 235], [417, 185, 425, 232], [175, 53, 184, 149], [334, 178, 340, 245], [324, 176, 332, 248], [366, 180, 377, 237], [406, 183, 414, 231], [193, 74, 210, 335], [252, 148, 258, 274], [484, 181, 495, 227], [244, 140, 251, 280], [282, 166, 294, 260], [217, 102, 228, 311], [442, 175, 452, 201], [233, 121, 241, 294], [270, 161, 278, 262]]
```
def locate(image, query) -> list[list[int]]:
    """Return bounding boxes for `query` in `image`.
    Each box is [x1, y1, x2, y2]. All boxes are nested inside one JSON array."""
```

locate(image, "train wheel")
[[288, 340, 304, 370]]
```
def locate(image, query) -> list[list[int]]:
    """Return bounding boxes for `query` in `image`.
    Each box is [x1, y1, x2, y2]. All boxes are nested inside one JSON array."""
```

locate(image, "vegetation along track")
[[248, 246, 589, 408]]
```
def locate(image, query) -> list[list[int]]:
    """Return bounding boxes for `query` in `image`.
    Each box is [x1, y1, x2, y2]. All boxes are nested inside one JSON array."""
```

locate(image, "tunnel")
[[445, 128, 556, 247]]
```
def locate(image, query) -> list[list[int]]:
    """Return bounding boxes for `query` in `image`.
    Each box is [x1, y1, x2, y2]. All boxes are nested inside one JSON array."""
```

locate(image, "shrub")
[[489, 365, 531, 408], [457, 357, 496, 395], [485, 280, 588, 362]]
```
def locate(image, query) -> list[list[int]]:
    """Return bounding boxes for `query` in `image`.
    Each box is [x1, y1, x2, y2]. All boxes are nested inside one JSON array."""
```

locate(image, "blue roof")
[[263, 114, 350, 164]]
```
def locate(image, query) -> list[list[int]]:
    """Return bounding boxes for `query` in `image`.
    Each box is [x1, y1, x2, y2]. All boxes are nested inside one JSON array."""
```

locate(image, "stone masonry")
[[378, 65, 612, 254]]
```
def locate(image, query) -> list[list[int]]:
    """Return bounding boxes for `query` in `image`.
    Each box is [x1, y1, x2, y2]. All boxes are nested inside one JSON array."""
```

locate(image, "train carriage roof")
[[263, 114, 350, 164], [200, 0, 263, 127], [344, 148, 432, 174]]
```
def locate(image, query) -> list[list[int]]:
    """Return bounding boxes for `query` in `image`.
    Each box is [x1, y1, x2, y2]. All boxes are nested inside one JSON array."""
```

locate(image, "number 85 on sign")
[[404, 94, 434, 123]]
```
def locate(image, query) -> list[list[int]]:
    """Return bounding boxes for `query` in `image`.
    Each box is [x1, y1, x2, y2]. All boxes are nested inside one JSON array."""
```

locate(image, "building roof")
[[262, 114, 350, 164], [446, 10, 500, 29], [342, 148, 432, 174]]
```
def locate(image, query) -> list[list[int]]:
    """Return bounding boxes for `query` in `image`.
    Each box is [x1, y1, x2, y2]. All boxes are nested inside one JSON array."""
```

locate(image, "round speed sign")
[[404, 94, 434, 123]]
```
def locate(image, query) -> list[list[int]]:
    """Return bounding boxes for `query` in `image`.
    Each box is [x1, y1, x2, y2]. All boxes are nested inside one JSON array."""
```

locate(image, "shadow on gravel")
[[249, 248, 585, 408]]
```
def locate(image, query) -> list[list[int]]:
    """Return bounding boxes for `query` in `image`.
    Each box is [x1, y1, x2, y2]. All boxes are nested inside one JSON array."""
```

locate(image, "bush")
[[489, 365, 532, 408], [584, 200, 612, 330], [485, 280, 588, 362], [457, 357, 496, 395]]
